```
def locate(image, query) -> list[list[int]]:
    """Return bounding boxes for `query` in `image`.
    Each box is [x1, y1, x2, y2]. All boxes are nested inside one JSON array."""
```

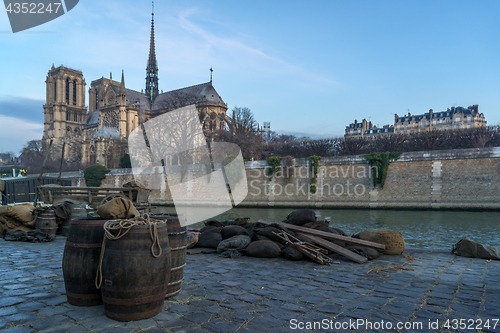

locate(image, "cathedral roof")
[[151, 82, 225, 111], [93, 126, 121, 139], [125, 89, 151, 111]]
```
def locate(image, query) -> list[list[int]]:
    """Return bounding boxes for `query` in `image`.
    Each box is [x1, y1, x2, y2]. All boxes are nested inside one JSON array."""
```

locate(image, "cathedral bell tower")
[[42, 65, 86, 159], [145, 4, 159, 105]]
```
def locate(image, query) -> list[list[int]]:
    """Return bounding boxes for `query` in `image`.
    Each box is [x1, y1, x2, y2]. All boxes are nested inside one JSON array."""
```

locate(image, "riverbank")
[[0, 237, 499, 332]]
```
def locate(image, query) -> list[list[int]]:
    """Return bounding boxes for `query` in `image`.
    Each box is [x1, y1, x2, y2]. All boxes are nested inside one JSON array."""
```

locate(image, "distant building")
[[345, 105, 486, 139]]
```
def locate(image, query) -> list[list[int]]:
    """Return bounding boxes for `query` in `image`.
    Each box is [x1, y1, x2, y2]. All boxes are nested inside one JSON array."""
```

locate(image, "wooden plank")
[[297, 232, 368, 264], [279, 222, 385, 250]]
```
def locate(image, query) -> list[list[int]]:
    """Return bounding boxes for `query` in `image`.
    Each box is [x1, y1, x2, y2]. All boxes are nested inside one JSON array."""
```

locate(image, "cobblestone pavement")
[[0, 237, 499, 333]]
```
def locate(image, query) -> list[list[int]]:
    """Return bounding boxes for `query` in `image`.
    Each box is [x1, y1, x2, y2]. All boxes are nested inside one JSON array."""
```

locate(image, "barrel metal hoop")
[[170, 245, 188, 251], [167, 277, 184, 286], [168, 231, 187, 236], [170, 263, 186, 272]]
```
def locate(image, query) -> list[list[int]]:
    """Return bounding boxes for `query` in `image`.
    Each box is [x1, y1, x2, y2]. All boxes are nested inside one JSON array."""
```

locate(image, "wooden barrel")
[[62, 218, 107, 306], [152, 214, 187, 298], [35, 210, 57, 240], [59, 204, 87, 236], [101, 223, 170, 321]]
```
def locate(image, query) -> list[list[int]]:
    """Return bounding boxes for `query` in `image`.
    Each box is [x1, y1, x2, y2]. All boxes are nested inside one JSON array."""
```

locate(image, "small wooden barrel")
[[62, 218, 107, 306], [101, 223, 171, 321], [152, 214, 187, 298], [35, 210, 57, 240]]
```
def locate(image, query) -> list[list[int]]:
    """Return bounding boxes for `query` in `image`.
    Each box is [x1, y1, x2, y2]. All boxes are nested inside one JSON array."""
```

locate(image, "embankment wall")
[[40, 147, 500, 210]]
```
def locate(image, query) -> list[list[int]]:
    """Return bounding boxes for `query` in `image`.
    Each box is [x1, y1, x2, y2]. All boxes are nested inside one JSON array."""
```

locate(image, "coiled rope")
[[95, 215, 165, 289], [366, 255, 416, 278]]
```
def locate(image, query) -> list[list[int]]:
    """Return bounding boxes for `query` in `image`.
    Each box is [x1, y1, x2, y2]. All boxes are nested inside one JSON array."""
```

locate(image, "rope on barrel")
[[95, 215, 164, 289], [366, 255, 416, 278]]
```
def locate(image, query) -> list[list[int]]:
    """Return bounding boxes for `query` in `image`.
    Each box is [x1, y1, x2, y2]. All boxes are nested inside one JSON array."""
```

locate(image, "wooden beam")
[[297, 232, 368, 264], [279, 222, 385, 250]]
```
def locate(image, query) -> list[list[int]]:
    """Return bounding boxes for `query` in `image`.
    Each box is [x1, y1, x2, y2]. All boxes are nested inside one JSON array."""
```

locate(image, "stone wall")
[[40, 147, 500, 210]]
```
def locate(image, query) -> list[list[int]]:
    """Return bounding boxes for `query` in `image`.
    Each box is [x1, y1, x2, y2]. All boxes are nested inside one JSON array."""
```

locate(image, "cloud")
[[0, 114, 43, 155], [176, 8, 337, 86], [0, 96, 45, 123]]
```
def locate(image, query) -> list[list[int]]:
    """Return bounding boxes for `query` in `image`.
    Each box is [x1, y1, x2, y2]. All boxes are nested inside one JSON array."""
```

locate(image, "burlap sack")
[[452, 237, 500, 260], [97, 197, 140, 219], [345, 245, 382, 260], [6, 203, 35, 224], [244, 240, 281, 258], [0, 215, 31, 232], [285, 209, 316, 226], [186, 231, 199, 249], [282, 245, 304, 261], [221, 225, 247, 240], [196, 227, 222, 249], [356, 229, 405, 255]]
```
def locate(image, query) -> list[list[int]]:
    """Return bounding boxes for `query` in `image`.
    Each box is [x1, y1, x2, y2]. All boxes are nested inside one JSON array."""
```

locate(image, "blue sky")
[[1, 0, 499, 154]]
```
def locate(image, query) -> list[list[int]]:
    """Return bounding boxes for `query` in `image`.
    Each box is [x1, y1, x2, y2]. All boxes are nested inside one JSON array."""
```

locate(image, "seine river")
[[155, 206, 500, 250]]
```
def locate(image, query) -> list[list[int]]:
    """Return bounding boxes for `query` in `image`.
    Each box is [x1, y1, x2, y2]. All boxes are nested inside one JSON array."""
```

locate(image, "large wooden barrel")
[[35, 210, 57, 240], [59, 204, 87, 236], [151, 214, 187, 298], [62, 218, 107, 306], [100, 223, 170, 321]]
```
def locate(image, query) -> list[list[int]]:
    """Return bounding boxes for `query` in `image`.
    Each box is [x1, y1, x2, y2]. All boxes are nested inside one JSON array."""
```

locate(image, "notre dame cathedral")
[[42, 11, 228, 168]]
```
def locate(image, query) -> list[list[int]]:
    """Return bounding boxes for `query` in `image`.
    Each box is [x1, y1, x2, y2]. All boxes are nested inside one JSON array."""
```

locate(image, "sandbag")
[[452, 237, 500, 260], [234, 217, 250, 226], [302, 221, 329, 229], [285, 209, 316, 226], [244, 240, 281, 258], [187, 231, 199, 249], [282, 245, 304, 261], [0, 215, 31, 232], [217, 235, 252, 258], [355, 229, 405, 255], [97, 197, 140, 219], [196, 227, 222, 249], [199, 225, 217, 233], [345, 245, 382, 260], [5, 203, 35, 224], [221, 225, 247, 240], [254, 227, 287, 244]]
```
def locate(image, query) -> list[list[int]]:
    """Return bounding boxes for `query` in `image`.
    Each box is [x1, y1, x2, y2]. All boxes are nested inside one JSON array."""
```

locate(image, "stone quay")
[[0, 237, 499, 332]]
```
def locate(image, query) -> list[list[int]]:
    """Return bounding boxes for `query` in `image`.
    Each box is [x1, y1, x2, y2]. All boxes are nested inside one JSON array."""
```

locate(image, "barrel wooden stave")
[[151, 214, 187, 298], [62, 218, 107, 306], [101, 224, 170, 321], [35, 210, 57, 239]]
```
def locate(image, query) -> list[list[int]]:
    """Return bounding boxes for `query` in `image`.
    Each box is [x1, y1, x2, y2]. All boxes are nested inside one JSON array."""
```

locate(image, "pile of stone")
[[191, 209, 406, 264]]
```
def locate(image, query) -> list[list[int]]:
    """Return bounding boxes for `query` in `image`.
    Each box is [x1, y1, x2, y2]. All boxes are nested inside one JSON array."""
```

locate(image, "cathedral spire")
[[120, 70, 126, 93], [145, 1, 159, 103]]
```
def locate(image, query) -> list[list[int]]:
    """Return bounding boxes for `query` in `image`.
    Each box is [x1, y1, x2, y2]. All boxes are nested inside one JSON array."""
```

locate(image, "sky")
[[1, 0, 499, 155]]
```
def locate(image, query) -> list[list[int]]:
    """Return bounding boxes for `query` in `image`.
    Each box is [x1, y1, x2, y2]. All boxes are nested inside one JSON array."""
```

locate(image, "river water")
[[154, 206, 500, 250]]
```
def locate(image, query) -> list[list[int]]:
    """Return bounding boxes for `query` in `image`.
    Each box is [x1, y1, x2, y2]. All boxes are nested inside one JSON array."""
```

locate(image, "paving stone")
[[0, 297, 25, 308], [0, 307, 17, 317], [239, 293, 263, 304], [0, 327, 35, 333], [181, 311, 213, 324]]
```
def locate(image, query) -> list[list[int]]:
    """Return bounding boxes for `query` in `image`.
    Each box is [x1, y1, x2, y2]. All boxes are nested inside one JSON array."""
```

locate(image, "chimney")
[[369, 121, 372, 129], [429, 109, 433, 118], [395, 114, 398, 122], [354, 119, 357, 125], [451, 106, 455, 111], [408, 112, 411, 117]]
